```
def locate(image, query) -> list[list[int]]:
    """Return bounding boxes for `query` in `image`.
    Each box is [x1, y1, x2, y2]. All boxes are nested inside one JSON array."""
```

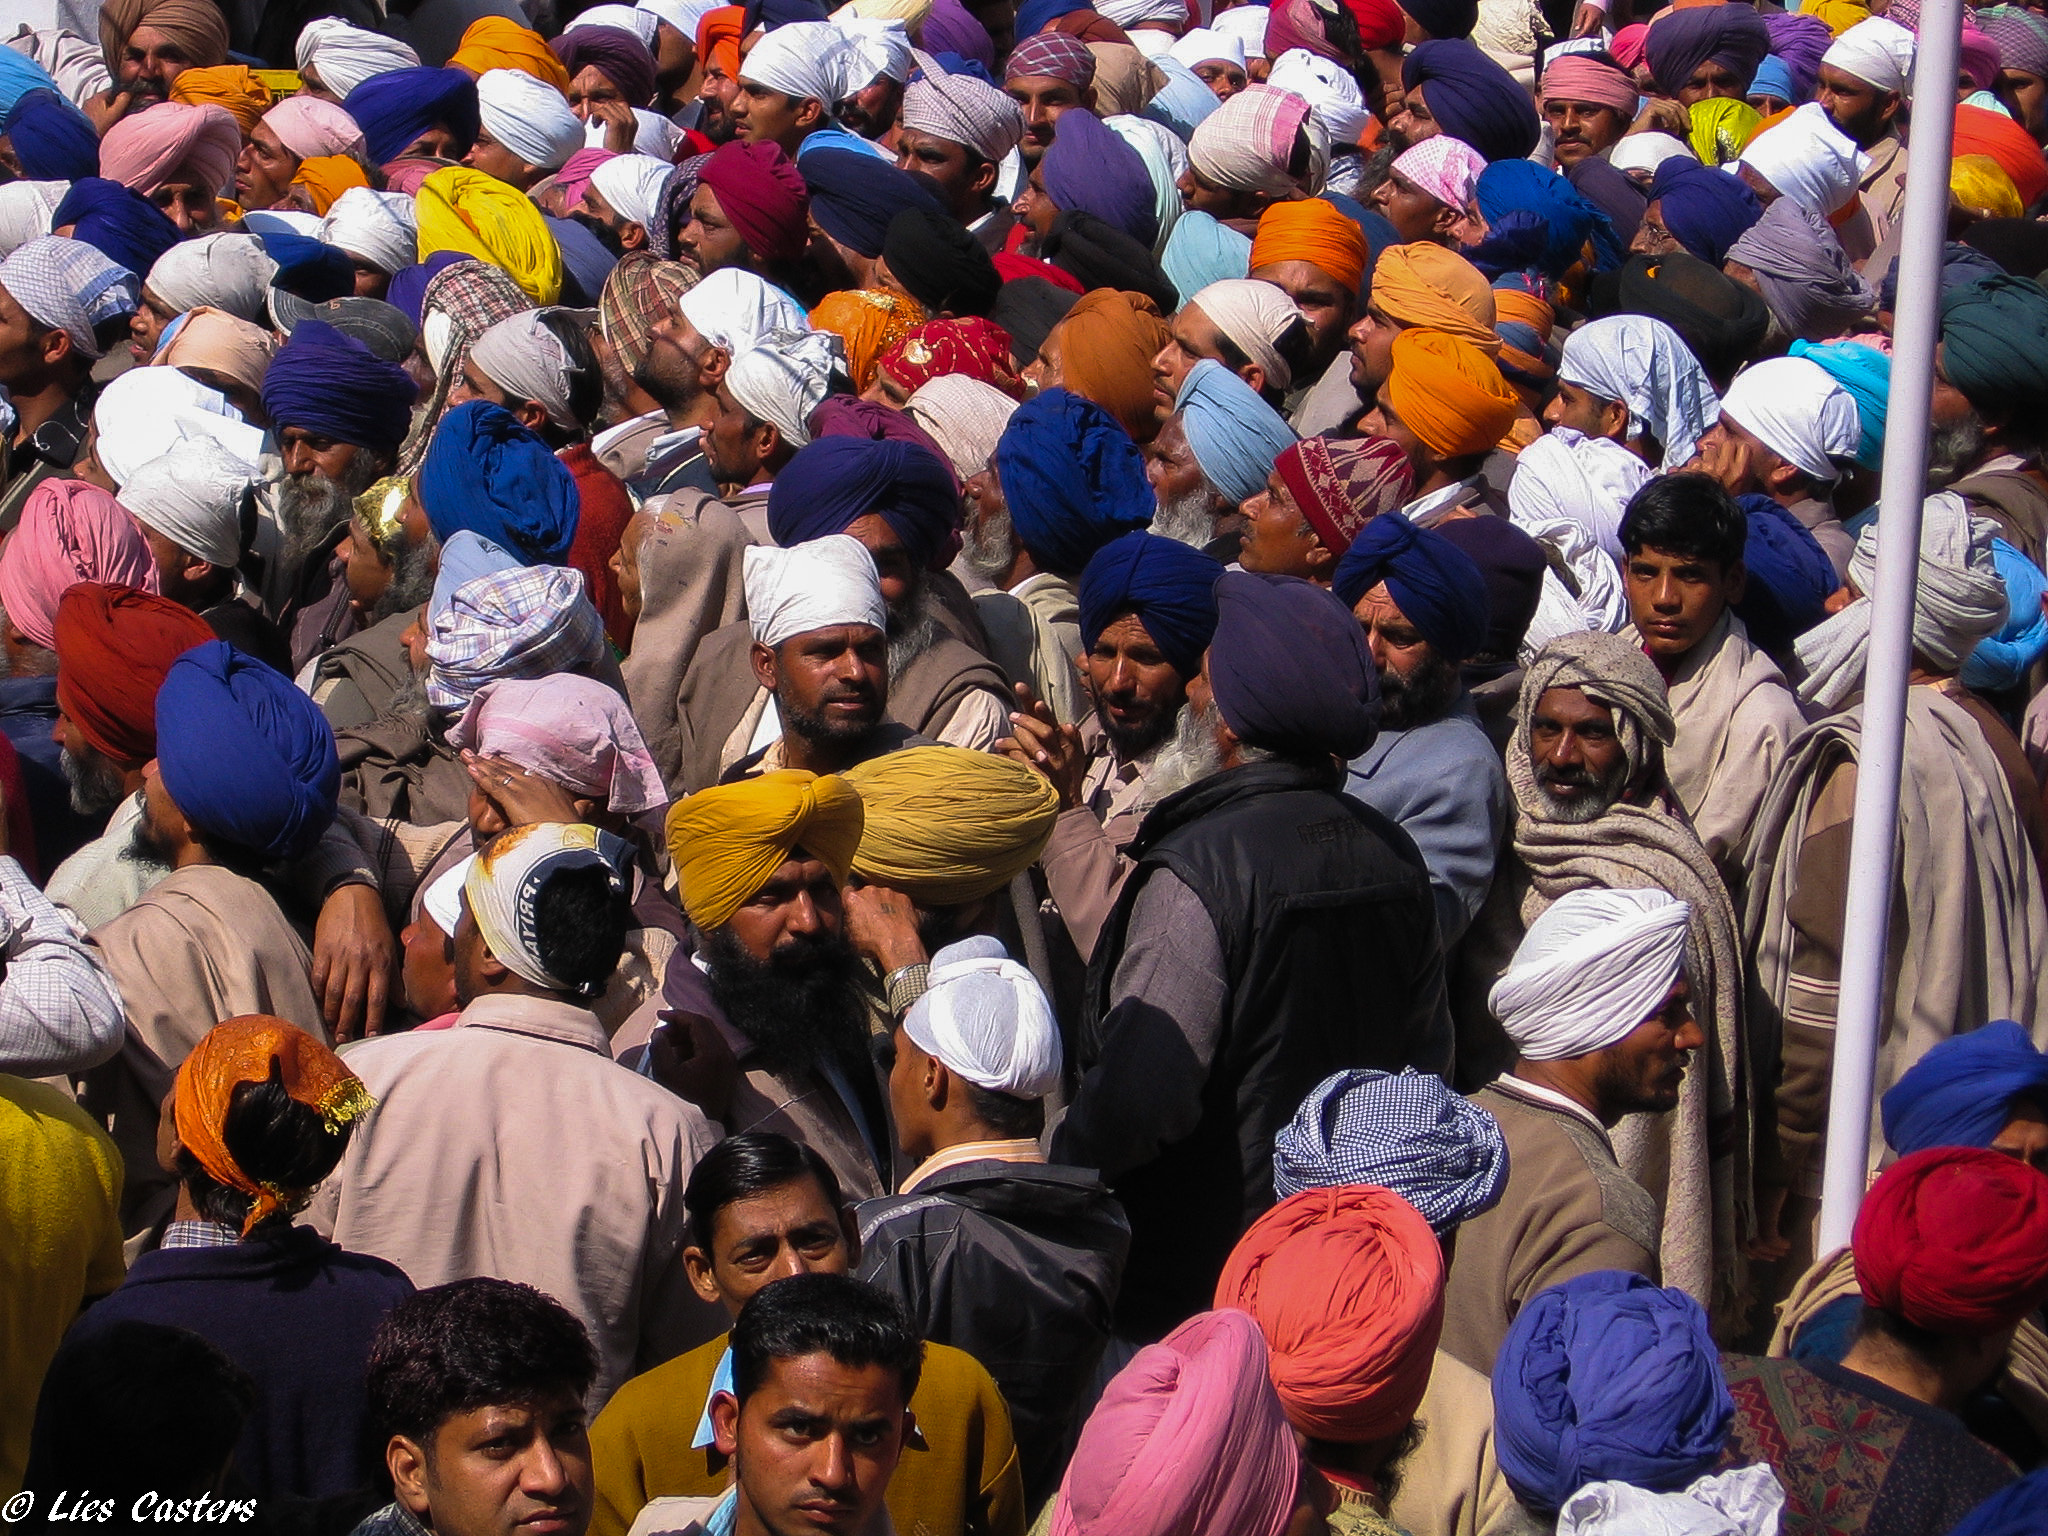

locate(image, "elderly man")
[[1935, 276, 2048, 567], [1540, 52, 1638, 168], [1054, 571, 1449, 1342], [1003, 32, 1098, 168], [97, 0, 229, 121], [1237, 436, 1413, 586], [1696, 355, 1860, 581], [896, 64, 1029, 248], [1815, 17, 1915, 230], [1158, 362, 1297, 550], [1363, 331, 1519, 522], [1247, 200, 1371, 434]]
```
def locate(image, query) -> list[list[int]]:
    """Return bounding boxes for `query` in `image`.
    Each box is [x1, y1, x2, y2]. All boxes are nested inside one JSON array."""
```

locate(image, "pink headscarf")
[[555, 147, 617, 211], [446, 673, 668, 814], [261, 95, 367, 160], [1959, 23, 2002, 93], [0, 479, 160, 652], [1612, 22, 1650, 69], [98, 101, 241, 196], [1049, 1311, 1300, 1536]]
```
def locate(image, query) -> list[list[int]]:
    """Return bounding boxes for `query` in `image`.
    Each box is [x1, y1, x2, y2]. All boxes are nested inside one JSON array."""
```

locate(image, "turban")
[[3, 90, 99, 182], [1369, 244, 1497, 353], [1078, 531, 1221, 681], [666, 769, 866, 930], [1642, 2, 1771, 95], [320, 187, 417, 276], [906, 374, 1018, 478], [1047, 1310, 1299, 1536], [0, 49, 61, 116], [1266, 49, 1368, 148], [463, 823, 631, 1001], [744, 535, 886, 650], [118, 436, 254, 569], [451, 17, 573, 93], [1984, 8, 2048, 83], [590, 152, 676, 234], [262, 96, 365, 163], [1188, 280, 1303, 393], [1085, 44, 1159, 116], [727, 327, 842, 447], [426, 560, 610, 713], [145, 232, 274, 326], [1508, 428, 1653, 563], [1953, 104, 2048, 219], [1764, 11, 1833, 99], [878, 317, 1017, 397], [164, 308, 279, 397], [420, 401, 578, 563], [0, 479, 158, 652], [1209, 570, 1378, 759], [551, 24, 658, 105], [173, 1018, 370, 1236], [1272, 1067, 1507, 1233], [1607, 131, 1697, 180], [156, 639, 340, 861], [1589, 252, 1770, 383], [697, 5, 746, 78], [1961, 538, 2048, 694], [1732, 499, 1839, 650], [1005, 28, 1098, 85], [1493, 1270, 1732, 1514], [1738, 102, 1867, 217], [1247, 197, 1367, 296], [1542, 54, 1639, 114], [292, 157, 369, 217], [1720, 354, 1858, 483], [1044, 109, 1157, 247], [1960, 21, 2003, 94], [988, 275, 1080, 368], [0, 234, 139, 362], [1273, 435, 1414, 558], [837, 17, 914, 86], [1788, 338, 1886, 472], [901, 67, 1026, 162], [343, 68, 481, 166], [1883, 1019, 2048, 1159], [1163, 212, 1252, 302], [1558, 313, 1719, 472], [261, 319, 418, 457], [1050, 288, 1170, 444], [89, 366, 265, 487], [1383, 329, 1518, 460], [1941, 273, 2048, 410], [1170, 27, 1246, 69], [1855, 1146, 2048, 1335], [997, 388, 1154, 576], [1474, 159, 1626, 279], [1820, 15, 1914, 94], [448, 674, 664, 816], [1725, 195, 1874, 341], [810, 288, 923, 388], [1747, 55, 1797, 108], [415, 166, 563, 304], [695, 140, 810, 265], [1143, 55, 1220, 140], [568, 4, 664, 45], [767, 435, 958, 568], [1189, 84, 1329, 200], [1646, 158, 1763, 264], [54, 583, 214, 766], [296, 18, 418, 98], [98, 102, 238, 198], [883, 207, 1003, 317], [1944, 1470, 2048, 1536], [1954, 155, 2024, 221], [1038, 210, 1177, 316], [1490, 887, 1691, 1058], [1175, 360, 1297, 508], [1402, 40, 1542, 163], [1389, 136, 1486, 215], [99, 0, 228, 75], [1331, 511, 1490, 664], [474, 68, 584, 172], [904, 937, 1061, 1098], [921, 0, 996, 67], [740, 21, 850, 104], [842, 747, 1060, 906], [802, 148, 940, 260]]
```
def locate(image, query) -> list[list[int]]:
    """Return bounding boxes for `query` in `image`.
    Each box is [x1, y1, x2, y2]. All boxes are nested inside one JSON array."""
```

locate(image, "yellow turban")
[[415, 166, 564, 304], [1806, 0, 1871, 36], [841, 747, 1060, 907], [1384, 329, 1519, 460], [809, 289, 925, 390], [169, 65, 273, 133], [1952, 154, 2024, 219], [835, 0, 935, 22], [665, 770, 866, 931], [292, 154, 370, 215], [449, 16, 574, 93], [1688, 96, 1761, 167], [1369, 245, 1500, 357]]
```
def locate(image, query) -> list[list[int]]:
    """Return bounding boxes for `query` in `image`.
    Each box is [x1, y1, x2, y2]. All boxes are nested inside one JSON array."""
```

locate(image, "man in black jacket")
[[1053, 570, 1452, 1344]]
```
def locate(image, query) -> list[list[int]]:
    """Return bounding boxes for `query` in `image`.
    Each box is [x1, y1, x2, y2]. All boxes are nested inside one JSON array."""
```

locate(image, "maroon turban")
[[1854, 1145, 2048, 1336], [696, 139, 811, 264], [54, 582, 216, 765], [550, 24, 659, 107]]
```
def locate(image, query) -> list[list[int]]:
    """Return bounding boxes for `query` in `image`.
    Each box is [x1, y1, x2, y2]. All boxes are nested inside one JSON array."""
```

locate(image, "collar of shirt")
[[1492, 1071, 1608, 1136], [901, 1137, 1047, 1194], [1403, 478, 1479, 527], [160, 1218, 242, 1251], [453, 993, 611, 1054], [591, 407, 665, 460]]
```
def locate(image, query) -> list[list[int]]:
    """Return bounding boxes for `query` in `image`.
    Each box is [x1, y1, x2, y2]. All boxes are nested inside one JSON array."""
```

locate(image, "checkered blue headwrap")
[[1272, 1068, 1509, 1235], [0, 235, 138, 360], [425, 562, 609, 714]]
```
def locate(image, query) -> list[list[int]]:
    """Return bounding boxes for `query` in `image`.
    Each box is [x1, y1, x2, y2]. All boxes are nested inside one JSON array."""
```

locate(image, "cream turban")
[[1266, 47, 1369, 147], [1490, 889, 1693, 1060], [744, 535, 887, 646], [295, 18, 419, 97], [1188, 278, 1304, 393], [1822, 16, 1915, 94], [1737, 103, 1869, 217], [476, 68, 584, 172], [319, 187, 417, 276], [906, 374, 1017, 479], [839, 18, 914, 85], [1719, 355, 1859, 485], [589, 152, 675, 232], [469, 309, 580, 429], [665, 769, 866, 930], [677, 267, 810, 355], [118, 435, 256, 569], [905, 936, 1062, 1098], [1170, 28, 1247, 70], [564, 3, 663, 46], [727, 328, 844, 448], [841, 746, 1060, 907], [144, 233, 276, 326], [740, 21, 851, 104]]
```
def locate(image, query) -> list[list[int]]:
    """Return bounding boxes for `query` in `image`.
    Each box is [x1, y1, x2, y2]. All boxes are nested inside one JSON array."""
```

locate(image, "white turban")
[[1266, 48, 1369, 148], [1822, 16, 1916, 96], [1209, 4, 1272, 59], [1189, 83, 1329, 198], [585, 107, 686, 158], [564, 4, 664, 46], [294, 17, 420, 98], [1489, 888, 1693, 1061], [1189, 278, 1303, 392], [741, 21, 851, 105], [1794, 493, 2009, 712], [1508, 427, 1654, 564], [1105, 113, 1186, 255], [476, 68, 584, 172], [319, 187, 417, 276], [144, 233, 276, 326], [91, 368, 267, 489], [470, 309, 580, 429], [1515, 500, 1632, 662], [1170, 28, 1247, 71], [590, 152, 675, 232], [745, 534, 887, 646], [1735, 103, 1868, 217], [677, 267, 810, 356], [1557, 314, 1720, 471], [839, 18, 914, 86], [907, 936, 1062, 1098], [906, 374, 1017, 479], [118, 435, 257, 569], [639, 0, 724, 39], [0, 182, 67, 260], [900, 67, 1026, 163], [1719, 355, 1859, 485], [1098, 0, 1186, 27], [727, 328, 844, 448], [1607, 132, 1696, 179]]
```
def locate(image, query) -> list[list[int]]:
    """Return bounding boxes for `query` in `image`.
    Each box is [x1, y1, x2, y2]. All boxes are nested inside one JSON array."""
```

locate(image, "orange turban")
[[1954, 102, 2048, 210], [449, 15, 574, 93], [1215, 1186, 1445, 1443], [1384, 328, 1519, 459], [698, 5, 746, 79], [810, 288, 927, 389], [168, 65, 273, 134], [1369, 244, 1500, 356], [292, 154, 370, 215], [1050, 288, 1170, 445], [1249, 198, 1369, 297]]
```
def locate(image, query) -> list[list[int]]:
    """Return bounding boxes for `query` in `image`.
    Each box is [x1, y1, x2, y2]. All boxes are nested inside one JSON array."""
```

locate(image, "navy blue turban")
[[1643, 2, 1771, 97], [1492, 1270, 1733, 1515], [50, 178, 179, 284], [1882, 1020, 2048, 1158], [420, 401, 579, 564], [743, 0, 831, 27], [1565, 154, 1646, 249], [343, 67, 481, 165], [1474, 160, 1626, 278], [1945, 1465, 2048, 1536], [1734, 494, 1836, 656], [156, 639, 341, 862], [1647, 158, 1764, 266], [1331, 511, 1490, 665], [802, 149, 945, 261], [1434, 514, 1546, 674], [1879, 241, 2004, 312], [1210, 570, 1379, 760], [4, 89, 98, 181], [768, 436, 960, 570], [257, 229, 356, 303], [1043, 109, 1158, 249], [1078, 531, 1221, 681], [1014, 0, 1091, 36], [996, 388, 1154, 578], [1402, 41, 1542, 163], [260, 320, 420, 459]]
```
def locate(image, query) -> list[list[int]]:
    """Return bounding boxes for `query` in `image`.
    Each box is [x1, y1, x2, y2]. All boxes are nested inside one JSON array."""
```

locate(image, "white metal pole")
[[1813, 0, 1963, 1254]]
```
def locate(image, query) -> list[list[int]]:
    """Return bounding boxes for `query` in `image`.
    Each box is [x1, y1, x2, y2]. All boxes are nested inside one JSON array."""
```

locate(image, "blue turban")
[[430, 530, 523, 621], [1402, 41, 1542, 163], [3, 90, 98, 182], [1964, 540, 2048, 693], [1642, 2, 1771, 96], [1209, 570, 1379, 759], [1143, 56, 1219, 139], [1945, 1464, 2048, 1536], [996, 389, 1154, 577], [743, 0, 831, 25], [420, 401, 579, 564], [261, 320, 420, 459], [1272, 1067, 1508, 1235], [768, 436, 960, 570], [258, 229, 356, 303], [1014, 0, 1090, 36], [802, 149, 944, 261], [1734, 494, 1836, 656], [1882, 242, 2005, 312], [1174, 360, 1296, 509], [1330, 511, 1490, 665], [343, 67, 481, 165], [1492, 1270, 1733, 1514], [1043, 109, 1158, 249], [1077, 531, 1221, 681], [1474, 160, 1626, 278], [49, 178, 179, 284], [155, 640, 340, 862], [1939, 273, 2048, 410], [1161, 211, 1252, 302], [1749, 55, 1797, 105], [1882, 1020, 2048, 1157], [1434, 515, 1547, 671], [1647, 158, 1764, 266], [1791, 339, 1888, 471], [0, 47, 60, 115]]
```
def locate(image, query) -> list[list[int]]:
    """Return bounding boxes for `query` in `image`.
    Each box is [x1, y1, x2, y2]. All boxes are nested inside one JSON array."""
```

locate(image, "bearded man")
[[1933, 276, 2048, 568]]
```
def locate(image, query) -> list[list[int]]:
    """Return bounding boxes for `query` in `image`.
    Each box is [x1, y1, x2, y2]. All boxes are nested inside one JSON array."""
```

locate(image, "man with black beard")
[[1932, 277, 2048, 572]]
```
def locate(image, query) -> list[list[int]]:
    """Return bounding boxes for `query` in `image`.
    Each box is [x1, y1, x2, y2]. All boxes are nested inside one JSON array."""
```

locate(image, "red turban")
[[54, 583, 216, 766], [1854, 1145, 2048, 1336], [696, 139, 811, 265], [1953, 103, 2048, 211], [1215, 1185, 1445, 1443]]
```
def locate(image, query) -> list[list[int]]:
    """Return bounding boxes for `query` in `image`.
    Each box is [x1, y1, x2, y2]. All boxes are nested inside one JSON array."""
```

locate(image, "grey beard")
[[1152, 486, 1225, 548], [61, 747, 129, 819], [1528, 757, 1632, 825], [963, 506, 1015, 582], [368, 534, 440, 626], [1143, 697, 1229, 805], [279, 459, 380, 576], [388, 668, 431, 720], [1927, 413, 1988, 490], [887, 589, 944, 682]]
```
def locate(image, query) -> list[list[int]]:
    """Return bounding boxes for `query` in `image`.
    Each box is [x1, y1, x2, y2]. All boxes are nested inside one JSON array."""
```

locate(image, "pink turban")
[[98, 101, 241, 196], [0, 479, 160, 652], [261, 96, 367, 160], [1050, 1311, 1300, 1536], [1542, 54, 1642, 113], [1612, 22, 1650, 68], [556, 147, 616, 211], [446, 674, 667, 815]]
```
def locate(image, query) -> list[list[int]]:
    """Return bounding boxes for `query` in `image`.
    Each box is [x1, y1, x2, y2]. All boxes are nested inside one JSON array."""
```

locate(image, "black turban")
[[883, 208, 1002, 316]]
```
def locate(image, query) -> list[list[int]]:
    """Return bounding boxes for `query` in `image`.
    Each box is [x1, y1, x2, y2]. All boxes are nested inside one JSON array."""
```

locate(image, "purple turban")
[[1078, 530, 1221, 680], [1330, 511, 1491, 664], [1763, 11, 1833, 100], [1402, 41, 1542, 163], [259, 319, 419, 457], [1043, 108, 1158, 248], [766, 436, 960, 569], [1209, 570, 1379, 759], [1648, 157, 1764, 264], [1643, 5, 1771, 97], [343, 67, 480, 164], [551, 24, 658, 107], [922, 0, 996, 71]]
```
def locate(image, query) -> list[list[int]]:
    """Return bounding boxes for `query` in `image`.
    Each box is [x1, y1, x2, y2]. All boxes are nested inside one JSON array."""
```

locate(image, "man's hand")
[[462, 752, 588, 828], [996, 681, 1088, 809], [313, 882, 396, 1042], [1688, 434, 1754, 498], [84, 85, 140, 135], [1570, 1, 1609, 37], [589, 97, 641, 154], [1746, 1183, 1794, 1263], [647, 1009, 739, 1125], [842, 881, 929, 975], [1629, 98, 1691, 138]]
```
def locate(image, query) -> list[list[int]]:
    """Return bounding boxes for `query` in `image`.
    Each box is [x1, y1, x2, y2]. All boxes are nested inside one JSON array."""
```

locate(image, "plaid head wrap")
[[425, 563, 610, 713]]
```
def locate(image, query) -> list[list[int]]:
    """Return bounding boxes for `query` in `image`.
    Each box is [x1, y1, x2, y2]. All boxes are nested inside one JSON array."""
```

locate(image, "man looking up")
[[1695, 355, 1859, 581], [1003, 32, 1097, 168], [1237, 436, 1413, 587]]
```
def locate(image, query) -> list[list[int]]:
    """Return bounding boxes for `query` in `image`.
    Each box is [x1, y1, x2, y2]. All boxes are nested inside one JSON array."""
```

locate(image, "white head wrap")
[[1099, 0, 1188, 27], [1189, 278, 1303, 393], [470, 308, 580, 428], [906, 937, 1062, 1098], [420, 853, 474, 937], [92, 367, 268, 487], [1559, 1466, 1787, 1536], [740, 21, 852, 105], [676, 267, 810, 355], [1718, 355, 1859, 484], [727, 328, 844, 447], [838, 18, 914, 86], [745, 535, 888, 645], [476, 68, 585, 172], [590, 152, 676, 232], [238, 209, 324, 239], [1209, 4, 1272, 59], [639, 0, 724, 39], [1266, 48, 1369, 147], [1188, 83, 1330, 198], [565, 4, 664, 46], [1735, 103, 1868, 217], [0, 182, 67, 260], [585, 108, 686, 158], [1557, 314, 1720, 471], [1794, 493, 2009, 711], [1508, 426, 1655, 564], [1607, 132, 1696, 179], [320, 187, 418, 275], [1170, 28, 1247, 71], [1489, 887, 1693, 1060], [118, 436, 256, 569], [1822, 16, 1916, 96], [1105, 114, 1187, 255], [1514, 497, 1632, 663], [464, 822, 631, 998], [906, 374, 1017, 479], [295, 17, 420, 98], [900, 65, 1027, 162], [144, 232, 276, 325]]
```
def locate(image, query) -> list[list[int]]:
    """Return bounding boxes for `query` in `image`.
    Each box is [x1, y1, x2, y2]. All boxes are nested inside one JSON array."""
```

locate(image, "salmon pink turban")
[[98, 101, 240, 196], [1854, 1145, 2048, 1336], [54, 583, 213, 766], [0, 479, 159, 651]]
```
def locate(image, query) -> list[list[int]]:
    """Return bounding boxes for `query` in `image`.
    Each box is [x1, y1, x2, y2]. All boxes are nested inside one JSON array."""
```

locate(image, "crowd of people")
[[6, 0, 2048, 1530]]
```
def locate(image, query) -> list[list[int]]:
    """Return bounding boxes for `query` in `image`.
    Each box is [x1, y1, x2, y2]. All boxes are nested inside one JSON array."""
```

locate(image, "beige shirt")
[[900, 1138, 1045, 1195], [1388, 1350, 1545, 1536]]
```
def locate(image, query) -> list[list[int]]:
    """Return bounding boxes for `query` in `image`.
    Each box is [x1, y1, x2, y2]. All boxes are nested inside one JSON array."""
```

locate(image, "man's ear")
[[750, 639, 780, 693], [683, 1245, 723, 1306], [514, 400, 551, 435], [1725, 559, 1748, 605], [925, 1053, 949, 1112], [388, 1435, 432, 1515], [701, 345, 735, 392], [38, 324, 72, 371], [622, 221, 650, 252], [1602, 397, 1631, 441], [710, 1392, 742, 1458]]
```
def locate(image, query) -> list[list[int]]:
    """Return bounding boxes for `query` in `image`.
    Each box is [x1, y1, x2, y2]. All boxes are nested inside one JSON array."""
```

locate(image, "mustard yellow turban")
[[1369, 244, 1500, 357], [1384, 329, 1519, 460], [841, 746, 1061, 908], [665, 770, 866, 931], [415, 165, 564, 304], [1952, 154, 2024, 220], [448, 15, 575, 93]]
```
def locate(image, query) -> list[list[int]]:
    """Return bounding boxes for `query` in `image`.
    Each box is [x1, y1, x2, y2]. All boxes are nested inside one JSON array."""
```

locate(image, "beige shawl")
[[974, 574, 1085, 728]]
